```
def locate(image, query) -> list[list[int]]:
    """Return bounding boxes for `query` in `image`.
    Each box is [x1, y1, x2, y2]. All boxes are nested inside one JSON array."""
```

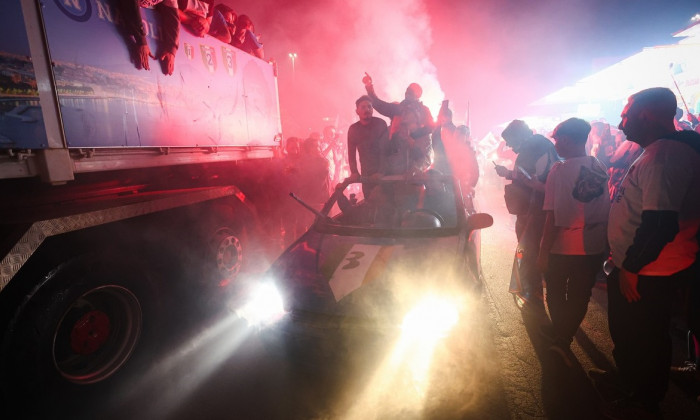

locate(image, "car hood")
[[270, 231, 467, 323]]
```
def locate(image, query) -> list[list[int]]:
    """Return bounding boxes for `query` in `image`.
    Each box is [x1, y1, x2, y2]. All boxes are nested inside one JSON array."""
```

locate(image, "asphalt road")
[[57, 176, 700, 420]]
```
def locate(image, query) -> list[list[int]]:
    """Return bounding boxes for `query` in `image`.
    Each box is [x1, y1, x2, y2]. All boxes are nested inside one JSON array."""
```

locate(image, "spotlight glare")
[[235, 283, 286, 327], [401, 296, 459, 340]]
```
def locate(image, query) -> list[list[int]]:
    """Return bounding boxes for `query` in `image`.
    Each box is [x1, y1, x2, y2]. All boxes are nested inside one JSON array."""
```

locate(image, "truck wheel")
[[187, 220, 255, 317], [196, 204, 265, 287], [0, 253, 158, 409], [208, 224, 246, 286], [175, 200, 267, 318]]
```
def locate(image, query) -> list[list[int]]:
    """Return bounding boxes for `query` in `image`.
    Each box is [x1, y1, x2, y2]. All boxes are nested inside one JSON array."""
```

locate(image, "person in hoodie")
[[591, 87, 700, 419]]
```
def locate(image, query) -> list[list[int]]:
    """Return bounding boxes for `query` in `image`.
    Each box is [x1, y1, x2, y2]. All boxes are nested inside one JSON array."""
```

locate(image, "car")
[[235, 174, 493, 365]]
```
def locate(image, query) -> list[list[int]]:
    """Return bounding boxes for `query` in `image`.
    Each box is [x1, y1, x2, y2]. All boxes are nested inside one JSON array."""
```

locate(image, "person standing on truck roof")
[[120, 0, 180, 76]]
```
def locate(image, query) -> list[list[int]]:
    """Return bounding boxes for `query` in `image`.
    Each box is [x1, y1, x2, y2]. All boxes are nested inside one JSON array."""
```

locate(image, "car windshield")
[[317, 175, 462, 231]]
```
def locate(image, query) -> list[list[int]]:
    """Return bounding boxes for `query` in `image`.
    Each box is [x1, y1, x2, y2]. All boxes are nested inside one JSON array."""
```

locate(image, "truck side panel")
[[1, 0, 281, 149], [0, 1, 47, 149]]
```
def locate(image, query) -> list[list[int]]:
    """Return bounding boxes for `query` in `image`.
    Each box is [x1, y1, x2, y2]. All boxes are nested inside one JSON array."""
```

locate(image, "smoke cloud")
[[224, 0, 443, 136], [224, 0, 699, 138]]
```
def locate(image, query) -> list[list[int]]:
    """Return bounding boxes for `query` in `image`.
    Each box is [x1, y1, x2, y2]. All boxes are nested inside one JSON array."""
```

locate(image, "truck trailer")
[[0, 0, 282, 411]]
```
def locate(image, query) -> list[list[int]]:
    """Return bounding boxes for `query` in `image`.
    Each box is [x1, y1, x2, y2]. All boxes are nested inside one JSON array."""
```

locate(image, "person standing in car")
[[347, 95, 389, 197]]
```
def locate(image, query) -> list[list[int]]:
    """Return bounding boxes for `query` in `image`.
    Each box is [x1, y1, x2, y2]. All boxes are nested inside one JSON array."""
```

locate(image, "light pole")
[[288, 52, 297, 82]]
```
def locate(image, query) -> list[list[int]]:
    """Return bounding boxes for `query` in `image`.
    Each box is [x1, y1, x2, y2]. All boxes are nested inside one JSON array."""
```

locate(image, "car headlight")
[[235, 282, 286, 327], [401, 296, 459, 340]]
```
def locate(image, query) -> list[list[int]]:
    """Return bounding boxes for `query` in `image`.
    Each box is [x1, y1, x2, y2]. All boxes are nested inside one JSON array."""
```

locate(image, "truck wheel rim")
[[213, 228, 243, 281], [53, 285, 142, 384], [70, 310, 111, 355]]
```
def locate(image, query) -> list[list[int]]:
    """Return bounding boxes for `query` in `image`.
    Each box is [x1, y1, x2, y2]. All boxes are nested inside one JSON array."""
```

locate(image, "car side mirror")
[[466, 213, 493, 231]]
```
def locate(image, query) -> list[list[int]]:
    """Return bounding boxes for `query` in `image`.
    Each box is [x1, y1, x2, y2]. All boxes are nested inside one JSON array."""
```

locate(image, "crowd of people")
[[86, 4, 700, 415], [494, 87, 700, 419], [269, 75, 481, 246], [121, 0, 264, 75], [257, 75, 700, 418]]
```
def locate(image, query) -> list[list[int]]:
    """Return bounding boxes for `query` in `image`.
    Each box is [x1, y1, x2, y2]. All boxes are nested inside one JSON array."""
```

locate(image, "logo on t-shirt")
[[572, 165, 606, 203], [614, 186, 625, 203]]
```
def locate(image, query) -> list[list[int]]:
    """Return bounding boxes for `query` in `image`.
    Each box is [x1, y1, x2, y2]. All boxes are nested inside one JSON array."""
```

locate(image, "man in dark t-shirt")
[[347, 95, 389, 196]]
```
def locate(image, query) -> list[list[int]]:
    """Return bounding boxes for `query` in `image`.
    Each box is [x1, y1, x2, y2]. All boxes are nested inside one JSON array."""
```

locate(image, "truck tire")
[[177, 200, 267, 317], [0, 252, 160, 412], [186, 218, 253, 317], [203, 200, 267, 282]]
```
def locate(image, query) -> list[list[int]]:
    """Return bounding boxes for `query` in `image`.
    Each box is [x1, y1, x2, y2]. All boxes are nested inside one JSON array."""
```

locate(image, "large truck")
[[0, 0, 282, 410]]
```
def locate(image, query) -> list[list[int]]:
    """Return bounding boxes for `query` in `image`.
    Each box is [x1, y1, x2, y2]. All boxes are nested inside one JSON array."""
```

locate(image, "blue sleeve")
[[209, 10, 228, 33], [245, 30, 263, 49]]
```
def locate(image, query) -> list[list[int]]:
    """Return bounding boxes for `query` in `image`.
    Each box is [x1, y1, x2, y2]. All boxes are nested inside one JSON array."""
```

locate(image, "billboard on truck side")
[[0, 0, 281, 149]]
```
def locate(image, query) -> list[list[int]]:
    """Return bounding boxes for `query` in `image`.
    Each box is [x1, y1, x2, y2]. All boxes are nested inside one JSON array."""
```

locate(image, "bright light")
[[235, 283, 286, 327], [401, 296, 459, 340], [288, 53, 298, 80], [343, 295, 463, 419], [576, 103, 601, 118]]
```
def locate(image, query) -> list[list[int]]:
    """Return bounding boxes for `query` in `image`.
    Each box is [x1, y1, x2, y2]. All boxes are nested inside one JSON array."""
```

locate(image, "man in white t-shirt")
[[591, 87, 700, 418], [537, 118, 610, 367]]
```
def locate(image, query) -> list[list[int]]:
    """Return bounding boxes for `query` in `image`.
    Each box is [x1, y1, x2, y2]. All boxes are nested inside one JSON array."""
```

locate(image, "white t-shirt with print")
[[608, 139, 700, 275], [543, 156, 610, 255]]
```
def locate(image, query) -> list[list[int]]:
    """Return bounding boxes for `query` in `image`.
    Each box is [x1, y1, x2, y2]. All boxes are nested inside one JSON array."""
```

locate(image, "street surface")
[[61, 175, 700, 420]]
